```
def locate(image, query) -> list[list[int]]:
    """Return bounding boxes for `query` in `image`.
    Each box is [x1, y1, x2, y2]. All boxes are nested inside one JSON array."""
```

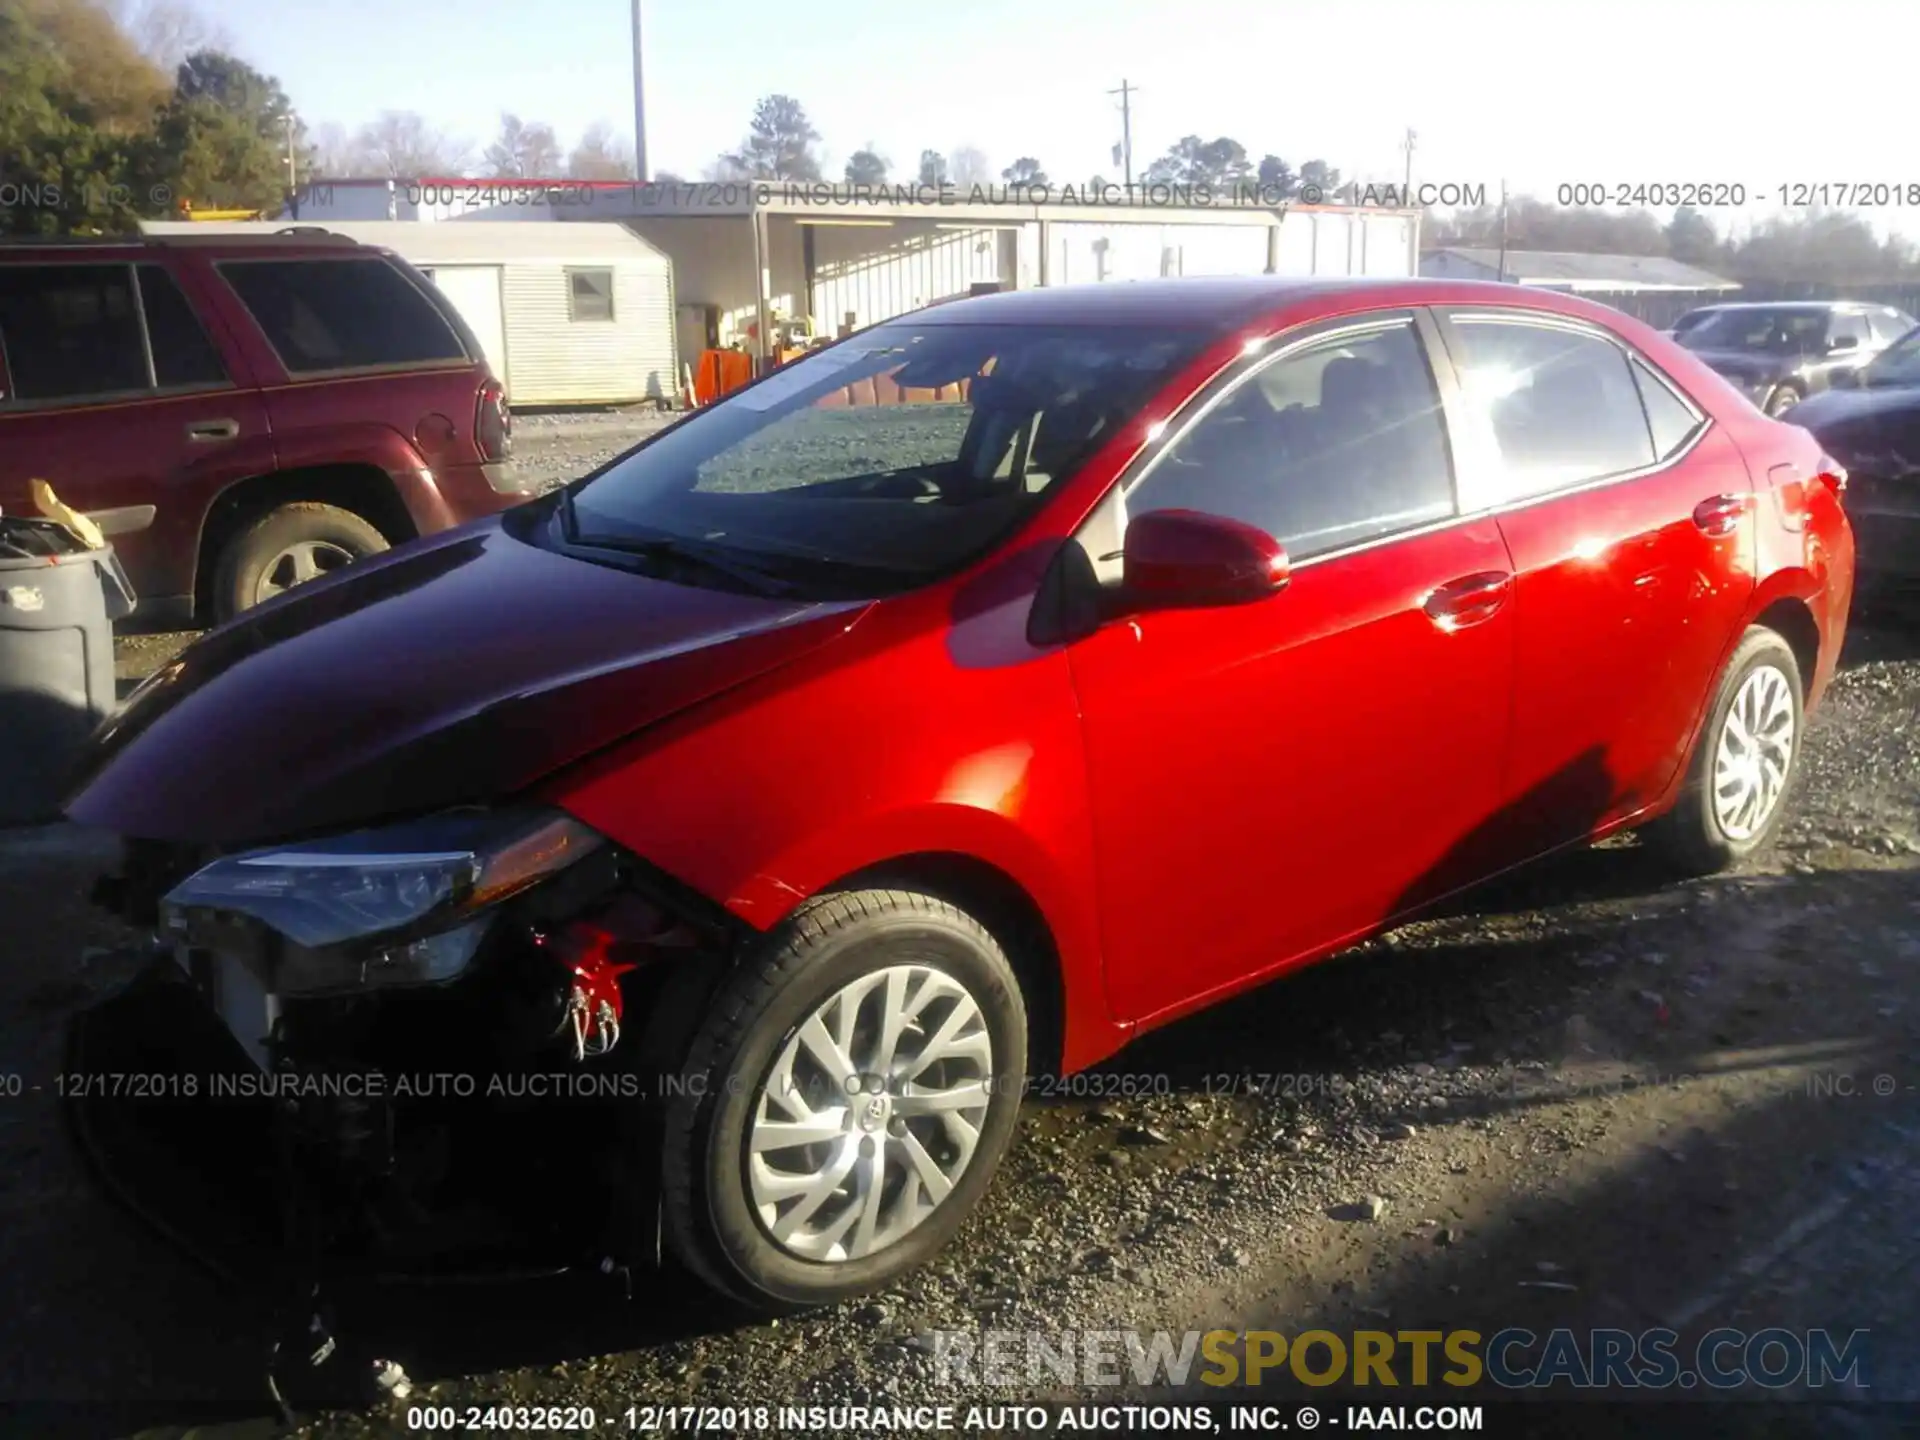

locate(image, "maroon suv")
[[0, 231, 526, 625]]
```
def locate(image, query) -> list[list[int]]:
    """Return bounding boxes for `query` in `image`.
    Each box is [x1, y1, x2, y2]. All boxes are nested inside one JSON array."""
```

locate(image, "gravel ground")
[[8, 567, 1920, 1435]]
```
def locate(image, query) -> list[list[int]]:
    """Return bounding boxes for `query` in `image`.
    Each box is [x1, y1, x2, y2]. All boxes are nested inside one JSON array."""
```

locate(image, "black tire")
[[212, 502, 388, 621], [1764, 383, 1803, 417], [661, 889, 1028, 1312], [1646, 626, 1805, 876]]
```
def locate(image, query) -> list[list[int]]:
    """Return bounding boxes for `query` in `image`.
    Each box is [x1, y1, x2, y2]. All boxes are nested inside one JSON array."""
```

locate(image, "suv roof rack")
[[0, 230, 360, 249]]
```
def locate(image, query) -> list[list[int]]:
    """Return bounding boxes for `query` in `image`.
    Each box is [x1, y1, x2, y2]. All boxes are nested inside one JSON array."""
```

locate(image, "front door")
[[1433, 310, 1758, 849], [1068, 311, 1517, 1025], [0, 260, 270, 616]]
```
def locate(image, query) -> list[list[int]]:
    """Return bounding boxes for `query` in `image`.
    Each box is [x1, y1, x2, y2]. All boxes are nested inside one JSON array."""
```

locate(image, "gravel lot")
[[9, 441, 1920, 1436]]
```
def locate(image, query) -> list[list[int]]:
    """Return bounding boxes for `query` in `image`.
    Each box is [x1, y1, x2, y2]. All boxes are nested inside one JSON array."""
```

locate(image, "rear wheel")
[[212, 503, 388, 621], [1646, 627, 1804, 875], [660, 889, 1027, 1312]]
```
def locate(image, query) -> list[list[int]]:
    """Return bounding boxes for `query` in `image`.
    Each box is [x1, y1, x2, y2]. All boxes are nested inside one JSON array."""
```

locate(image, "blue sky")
[[200, 0, 1918, 236]]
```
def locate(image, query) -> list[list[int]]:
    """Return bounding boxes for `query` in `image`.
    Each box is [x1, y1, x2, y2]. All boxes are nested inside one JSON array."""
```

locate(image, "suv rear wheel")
[[661, 888, 1027, 1312], [212, 503, 388, 621]]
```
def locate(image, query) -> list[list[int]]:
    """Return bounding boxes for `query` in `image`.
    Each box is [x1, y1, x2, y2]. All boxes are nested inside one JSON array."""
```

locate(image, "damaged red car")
[[68, 277, 1853, 1317]]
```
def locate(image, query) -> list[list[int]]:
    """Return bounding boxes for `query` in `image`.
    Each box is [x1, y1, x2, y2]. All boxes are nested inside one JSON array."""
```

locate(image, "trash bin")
[[0, 516, 136, 827]]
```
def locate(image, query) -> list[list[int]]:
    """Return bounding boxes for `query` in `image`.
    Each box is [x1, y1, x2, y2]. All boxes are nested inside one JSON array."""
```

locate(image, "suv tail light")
[[477, 377, 512, 462]]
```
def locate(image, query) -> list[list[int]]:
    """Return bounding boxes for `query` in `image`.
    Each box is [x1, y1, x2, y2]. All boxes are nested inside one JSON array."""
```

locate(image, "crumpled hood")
[[66, 516, 867, 845]]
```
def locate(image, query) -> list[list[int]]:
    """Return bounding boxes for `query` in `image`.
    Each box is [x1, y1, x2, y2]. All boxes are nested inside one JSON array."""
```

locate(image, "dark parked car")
[[1665, 304, 1728, 340], [0, 231, 527, 626], [1789, 322, 1920, 591], [1675, 301, 1915, 417], [69, 276, 1852, 1318]]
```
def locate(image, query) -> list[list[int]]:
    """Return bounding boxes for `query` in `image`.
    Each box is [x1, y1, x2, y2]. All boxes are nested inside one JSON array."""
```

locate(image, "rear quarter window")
[[218, 256, 470, 373]]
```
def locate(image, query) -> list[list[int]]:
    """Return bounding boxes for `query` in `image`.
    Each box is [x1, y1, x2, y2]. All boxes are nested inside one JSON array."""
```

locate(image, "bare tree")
[[483, 114, 563, 178], [567, 122, 636, 180], [105, 0, 233, 72], [352, 110, 472, 178], [948, 145, 991, 187], [308, 122, 359, 177]]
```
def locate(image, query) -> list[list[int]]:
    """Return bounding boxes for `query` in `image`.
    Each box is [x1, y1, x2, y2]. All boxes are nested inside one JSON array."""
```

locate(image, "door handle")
[[186, 419, 240, 442], [1423, 570, 1512, 631], [1692, 492, 1749, 537]]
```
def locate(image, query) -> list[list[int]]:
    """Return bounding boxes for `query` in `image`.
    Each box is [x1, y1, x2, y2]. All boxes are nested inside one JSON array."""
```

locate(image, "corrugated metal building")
[[602, 185, 1421, 368], [140, 219, 677, 407]]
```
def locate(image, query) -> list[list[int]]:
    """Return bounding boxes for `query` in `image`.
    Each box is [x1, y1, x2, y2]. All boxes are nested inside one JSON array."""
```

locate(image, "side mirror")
[[1122, 508, 1289, 610], [1828, 334, 1860, 354]]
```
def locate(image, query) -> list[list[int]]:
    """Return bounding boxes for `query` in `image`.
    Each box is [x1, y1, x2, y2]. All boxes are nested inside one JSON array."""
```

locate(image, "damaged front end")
[[77, 808, 732, 1290]]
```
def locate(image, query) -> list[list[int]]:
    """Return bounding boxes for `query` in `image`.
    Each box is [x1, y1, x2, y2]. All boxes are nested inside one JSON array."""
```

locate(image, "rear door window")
[[1828, 311, 1870, 350], [0, 263, 150, 403], [1444, 316, 1657, 503], [137, 264, 229, 389], [218, 256, 469, 373]]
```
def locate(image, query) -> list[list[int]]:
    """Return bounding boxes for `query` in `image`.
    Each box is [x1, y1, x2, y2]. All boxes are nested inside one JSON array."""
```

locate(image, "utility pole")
[[1401, 127, 1416, 201], [1107, 79, 1136, 190], [631, 0, 649, 181], [283, 112, 299, 218], [1496, 179, 1510, 281]]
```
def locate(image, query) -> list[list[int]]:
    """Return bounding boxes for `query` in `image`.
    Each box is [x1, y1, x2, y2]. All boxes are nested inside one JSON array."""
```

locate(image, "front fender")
[[543, 612, 1125, 1073]]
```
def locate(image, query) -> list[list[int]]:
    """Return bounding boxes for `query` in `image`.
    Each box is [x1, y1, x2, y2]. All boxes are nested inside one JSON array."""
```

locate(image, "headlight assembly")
[[161, 808, 604, 997]]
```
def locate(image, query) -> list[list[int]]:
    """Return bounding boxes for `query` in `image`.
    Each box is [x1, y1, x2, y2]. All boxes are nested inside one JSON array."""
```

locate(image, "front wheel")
[[1646, 627, 1804, 875], [1764, 384, 1803, 417], [660, 889, 1027, 1312]]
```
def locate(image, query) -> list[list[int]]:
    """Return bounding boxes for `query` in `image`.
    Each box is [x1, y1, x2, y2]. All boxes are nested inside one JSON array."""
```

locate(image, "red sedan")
[[71, 276, 1852, 1314]]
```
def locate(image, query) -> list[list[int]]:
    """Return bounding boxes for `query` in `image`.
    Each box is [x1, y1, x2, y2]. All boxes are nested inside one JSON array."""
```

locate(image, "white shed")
[[140, 219, 678, 408]]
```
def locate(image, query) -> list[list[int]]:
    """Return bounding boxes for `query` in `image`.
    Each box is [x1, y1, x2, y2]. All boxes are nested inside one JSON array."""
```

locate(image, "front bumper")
[[65, 930, 675, 1286]]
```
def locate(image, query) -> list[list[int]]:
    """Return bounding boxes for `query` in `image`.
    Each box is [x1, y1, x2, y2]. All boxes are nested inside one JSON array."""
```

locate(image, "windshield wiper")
[[568, 529, 801, 596]]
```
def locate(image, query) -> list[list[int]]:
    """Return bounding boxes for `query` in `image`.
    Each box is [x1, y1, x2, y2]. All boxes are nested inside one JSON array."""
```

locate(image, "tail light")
[[476, 377, 512, 462], [1814, 454, 1848, 500]]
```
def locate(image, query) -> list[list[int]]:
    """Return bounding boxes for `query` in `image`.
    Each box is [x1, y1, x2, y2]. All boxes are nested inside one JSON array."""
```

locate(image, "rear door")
[[212, 253, 483, 479], [1068, 310, 1516, 1024], [0, 259, 270, 616], [1433, 308, 1757, 851]]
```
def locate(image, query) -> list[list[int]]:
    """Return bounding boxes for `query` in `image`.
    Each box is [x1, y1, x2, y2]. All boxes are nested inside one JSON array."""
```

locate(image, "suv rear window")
[[219, 256, 469, 373]]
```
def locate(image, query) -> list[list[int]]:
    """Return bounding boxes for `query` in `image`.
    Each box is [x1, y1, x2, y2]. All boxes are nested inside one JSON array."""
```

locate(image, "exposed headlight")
[[161, 808, 603, 997]]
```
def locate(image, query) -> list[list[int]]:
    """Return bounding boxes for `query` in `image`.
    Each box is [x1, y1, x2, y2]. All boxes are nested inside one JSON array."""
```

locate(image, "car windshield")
[[555, 319, 1210, 594], [1680, 308, 1829, 354], [1861, 325, 1920, 385]]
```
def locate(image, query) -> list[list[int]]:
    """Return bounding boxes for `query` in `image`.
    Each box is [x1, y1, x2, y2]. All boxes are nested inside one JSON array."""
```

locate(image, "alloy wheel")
[[255, 539, 357, 602], [1712, 663, 1796, 841], [747, 965, 994, 1263]]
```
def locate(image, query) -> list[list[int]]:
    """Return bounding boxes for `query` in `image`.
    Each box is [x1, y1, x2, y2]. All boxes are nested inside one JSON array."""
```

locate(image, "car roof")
[[903, 276, 1604, 329]]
